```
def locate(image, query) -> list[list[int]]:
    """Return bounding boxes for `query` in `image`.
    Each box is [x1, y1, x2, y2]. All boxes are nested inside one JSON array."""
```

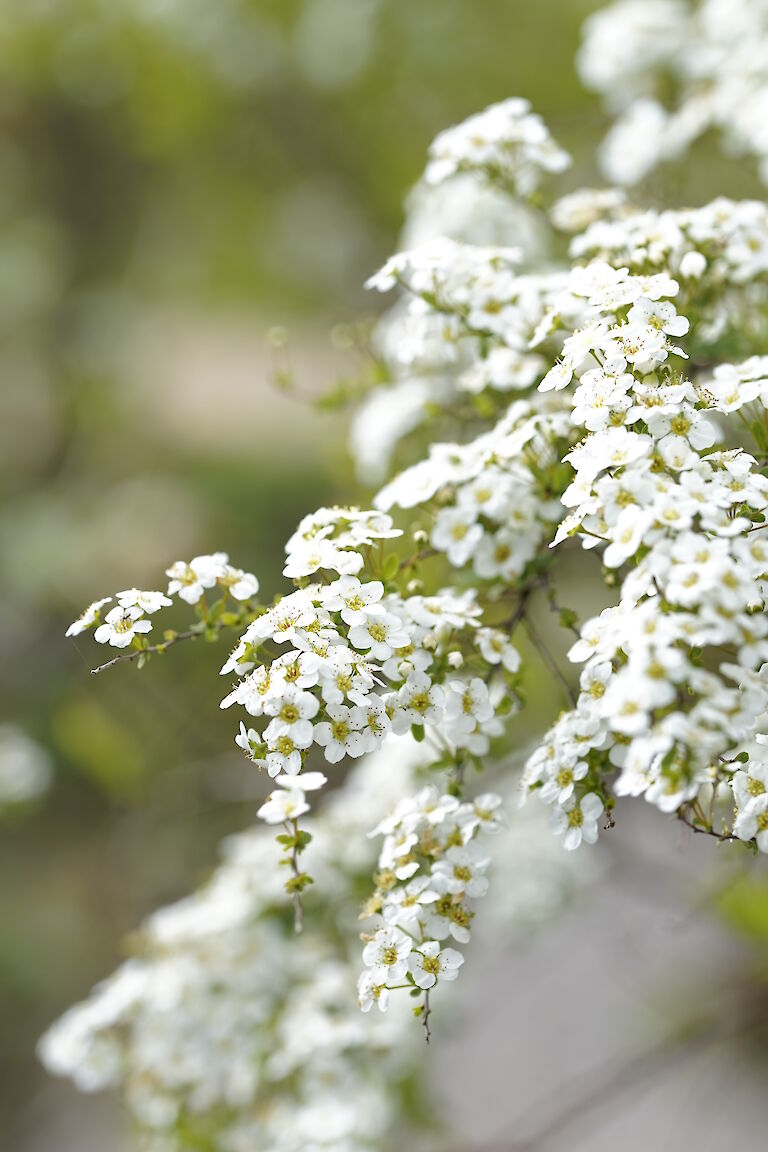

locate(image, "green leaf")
[[382, 552, 401, 581], [285, 872, 314, 894], [750, 419, 768, 451], [559, 607, 579, 632], [411, 724, 425, 743]]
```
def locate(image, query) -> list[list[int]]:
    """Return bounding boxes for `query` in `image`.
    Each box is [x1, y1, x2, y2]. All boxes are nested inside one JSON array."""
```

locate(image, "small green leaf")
[[382, 552, 401, 581]]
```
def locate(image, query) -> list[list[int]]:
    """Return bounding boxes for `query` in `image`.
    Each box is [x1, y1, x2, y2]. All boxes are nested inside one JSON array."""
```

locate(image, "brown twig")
[[422, 988, 432, 1044], [90, 628, 204, 674], [399, 547, 439, 573], [676, 805, 738, 844], [522, 616, 578, 707]]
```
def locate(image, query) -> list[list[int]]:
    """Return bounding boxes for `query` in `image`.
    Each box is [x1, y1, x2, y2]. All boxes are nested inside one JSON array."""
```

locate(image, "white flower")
[[602, 505, 654, 569], [539, 760, 588, 806], [731, 762, 768, 812], [317, 649, 375, 706], [321, 576, 385, 626], [444, 678, 494, 738], [432, 845, 490, 897], [361, 928, 412, 983], [93, 605, 152, 649], [551, 793, 604, 850], [391, 673, 446, 734], [274, 770, 327, 792], [116, 589, 172, 614], [263, 687, 319, 747], [382, 875, 440, 931], [733, 793, 768, 852], [348, 612, 411, 659], [627, 297, 689, 337], [313, 704, 367, 763], [218, 565, 259, 601], [265, 734, 306, 778], [65, 597, 111, 637], [166, 554, 228, 604], [357, 972, 390, 1013], [430, 507, 484, 567], [424, 97, 570, 196], [234, 722, 264, 763], [256, 787, 309, 825], [468, 792, 504, 834], [407, 941, 464, 989]]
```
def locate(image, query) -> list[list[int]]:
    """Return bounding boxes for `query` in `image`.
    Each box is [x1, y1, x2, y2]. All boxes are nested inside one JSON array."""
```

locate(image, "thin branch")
[[422, 988, 432, 1044], [676, 805, 738, 844], [90, 628, 204, 674], [522, 617, 578, 707], [399, 547, 439, 573], [286, 818, 305, 935], [543, 574, 581, 637]]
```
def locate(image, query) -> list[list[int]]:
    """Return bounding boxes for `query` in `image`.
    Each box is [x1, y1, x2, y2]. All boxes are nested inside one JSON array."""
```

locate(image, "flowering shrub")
[[43, 2, 768, 1147]]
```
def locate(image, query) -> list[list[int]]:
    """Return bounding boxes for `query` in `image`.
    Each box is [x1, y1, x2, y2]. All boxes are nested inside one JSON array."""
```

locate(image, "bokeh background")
[[4, 2, 768, 1148]]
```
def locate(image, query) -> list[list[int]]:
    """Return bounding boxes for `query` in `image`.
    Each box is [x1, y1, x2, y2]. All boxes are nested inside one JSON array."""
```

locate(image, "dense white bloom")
[[424, 98, 571, 196]]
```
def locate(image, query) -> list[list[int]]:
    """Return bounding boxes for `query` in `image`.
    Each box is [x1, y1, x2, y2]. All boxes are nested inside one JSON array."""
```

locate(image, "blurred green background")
[[5, 1, 768, 1147]]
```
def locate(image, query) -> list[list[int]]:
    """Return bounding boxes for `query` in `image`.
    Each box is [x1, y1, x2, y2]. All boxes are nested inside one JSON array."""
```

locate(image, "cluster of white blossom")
[[65, 552, 260, 651], [521, 260, 768, 845], [221, 505, 518, 839], [424, 96, 571, 196], [40, 738, 581, 1150], [579, 0, 768, 186], [563, 197, 768, 351], [350, 101, 573, 483], [375, 399, 571, 582], [358, 785, 501, 1023], [39, 752, 422, 1152]]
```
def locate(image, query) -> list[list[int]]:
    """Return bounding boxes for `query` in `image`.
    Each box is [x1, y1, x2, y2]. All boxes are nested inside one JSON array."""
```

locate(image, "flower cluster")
[[424, 96, 571, 196], [65, 552, 260, 654], [359, 785, 501, 1029], [349, 110, 574, 485], [565, 198, 768, 352], [39, 742, 579, 1150], [579, 0, 768, 187], [522, 262, 768, 843], [375, 400, 571, 581], [222, 535, 515, 834], [39, 754, 422, 1152]]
